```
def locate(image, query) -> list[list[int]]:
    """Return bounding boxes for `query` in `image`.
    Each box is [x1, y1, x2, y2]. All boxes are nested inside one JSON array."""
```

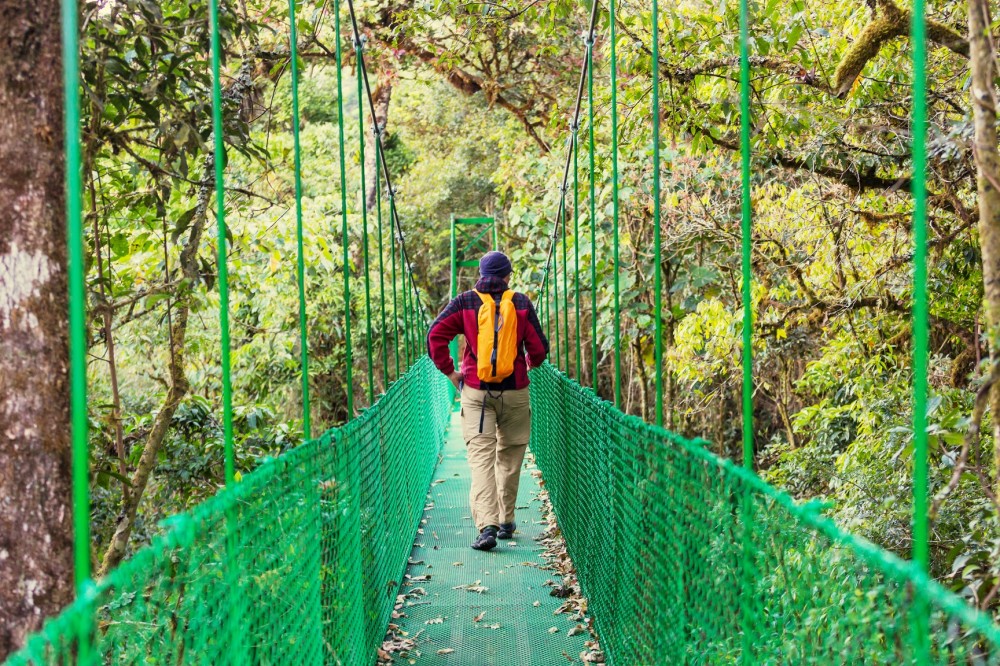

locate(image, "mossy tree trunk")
[[968, 0, 1000, 500], [0, 0, 75, 656]]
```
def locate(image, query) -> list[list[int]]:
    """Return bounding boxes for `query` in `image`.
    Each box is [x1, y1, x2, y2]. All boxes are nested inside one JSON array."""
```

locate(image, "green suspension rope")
[[376, 141, 389, 383], [357, 39, 375, 404], [553, 214, 562, 371], [910, 0, 930, 661], [334, 0, 353, 420], [288, 0, 311, 439], [209, 0, 235, 484], [610, 0, 622, 408], [390, 197, 400, 378], [738, 1, 757, 662], [573, 131, 582, 379], [739, 0, 753, 470], [62, 0, 92, 610], [587, 34, 598, 393], [562, 185, 571, 371], [651, 0, 663, 427]]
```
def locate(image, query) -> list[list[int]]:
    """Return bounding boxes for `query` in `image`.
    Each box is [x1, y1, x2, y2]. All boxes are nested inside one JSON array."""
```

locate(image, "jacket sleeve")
[[523, 299, 549, 369], [426, 297, 463, 375]]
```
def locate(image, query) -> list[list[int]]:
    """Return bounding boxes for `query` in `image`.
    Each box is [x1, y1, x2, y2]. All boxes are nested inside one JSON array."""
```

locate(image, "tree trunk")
[[98, 60, 258, 575], [0, 0, 75, 656], [968, 0, 1000, 501]]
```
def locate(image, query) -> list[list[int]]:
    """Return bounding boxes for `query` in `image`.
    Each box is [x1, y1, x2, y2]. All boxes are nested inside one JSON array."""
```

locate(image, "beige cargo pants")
[[460, 386, 531, 531]]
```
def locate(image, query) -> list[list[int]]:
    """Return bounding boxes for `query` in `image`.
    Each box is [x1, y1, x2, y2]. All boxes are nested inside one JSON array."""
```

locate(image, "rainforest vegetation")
[[6, 0, 1000, 651]]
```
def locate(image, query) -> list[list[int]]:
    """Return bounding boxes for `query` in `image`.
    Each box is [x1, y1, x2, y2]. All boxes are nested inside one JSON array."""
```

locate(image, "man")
[[427, 251, 549, 551]]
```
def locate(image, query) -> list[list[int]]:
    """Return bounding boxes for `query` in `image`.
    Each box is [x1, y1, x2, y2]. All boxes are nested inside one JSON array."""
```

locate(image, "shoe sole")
[[471, 539, 497, 551]]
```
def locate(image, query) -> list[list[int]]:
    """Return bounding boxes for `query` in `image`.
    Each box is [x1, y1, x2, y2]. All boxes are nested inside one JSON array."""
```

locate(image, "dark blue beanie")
[[479, 251, 512, 278]]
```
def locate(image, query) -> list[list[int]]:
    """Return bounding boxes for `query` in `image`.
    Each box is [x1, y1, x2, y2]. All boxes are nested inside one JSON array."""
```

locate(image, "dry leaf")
[[533, 601, 541, 607], [473, 611, 486, 622], [437, 648, 455, 655], [568, 624, 585, 637], [548, 626, 560, 634], [425, 617, 444, 625]]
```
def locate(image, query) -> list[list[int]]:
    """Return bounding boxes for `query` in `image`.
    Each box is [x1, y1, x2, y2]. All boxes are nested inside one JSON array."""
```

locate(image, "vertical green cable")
[[610, 0, 621, 408], [390, 208, 400, 378], [335, 0, 353, 420], [357, 43, 374, 404], [62, 0, 92, 604], [561, 191, 570, 371], [449, 217, 459, 373], [573, 132, 582, 380], [400, 221, 412, 367], [587, 35, 598, 392], [910, 0, 930, 661], [209, 0, 234, 483], [651, 0, 663, 427], [739, 1, 757, 659], [553, 226, 562, 370], [739, 0, 753, 469], [376, 144, 388, 385], [288, 0, 311, 439]]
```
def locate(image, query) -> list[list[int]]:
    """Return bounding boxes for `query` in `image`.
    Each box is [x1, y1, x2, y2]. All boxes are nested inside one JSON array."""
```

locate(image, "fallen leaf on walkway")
[[473, 611, 485, 622], [436, 648, 455, 655], [432, 479, 446, 485], [425, 617, 444, 625], [568, 624, 586, 637], [561, 652, 575, 662], [533, 601, 541, 607], [486, 623, 501, 630], [407, 559, 424, 566], [548, 626, 560, 634], [408, 575, 431, 582], [452, 580, 488, 594], [452, 562, 463, 567]]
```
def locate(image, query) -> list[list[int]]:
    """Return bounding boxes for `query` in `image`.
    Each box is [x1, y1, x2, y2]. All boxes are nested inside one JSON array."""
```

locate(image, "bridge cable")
[[345, 0, 432, 336], [288, 0, 312, 439], [334, 0, 354, 418]]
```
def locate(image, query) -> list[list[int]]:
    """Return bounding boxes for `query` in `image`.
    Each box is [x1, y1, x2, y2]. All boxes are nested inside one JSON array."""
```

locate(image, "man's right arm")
[[426, 297, 464, 375]]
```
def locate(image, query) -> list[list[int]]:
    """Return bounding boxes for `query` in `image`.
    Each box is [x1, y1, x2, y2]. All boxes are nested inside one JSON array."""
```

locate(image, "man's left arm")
[[523, 299, 549, 369]]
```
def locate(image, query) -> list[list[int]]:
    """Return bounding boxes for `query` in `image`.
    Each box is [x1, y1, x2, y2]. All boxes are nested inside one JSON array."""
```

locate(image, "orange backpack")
[[474, 290, 517, 383]]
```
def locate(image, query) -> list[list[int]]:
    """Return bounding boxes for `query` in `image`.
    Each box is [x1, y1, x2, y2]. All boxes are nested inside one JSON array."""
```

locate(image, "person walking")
[[426, 251, 549, 551]]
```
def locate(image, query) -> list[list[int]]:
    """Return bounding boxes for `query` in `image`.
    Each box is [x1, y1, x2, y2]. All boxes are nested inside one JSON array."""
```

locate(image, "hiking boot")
[[497, 522, 516, 539], [472, 526, 498, 551]]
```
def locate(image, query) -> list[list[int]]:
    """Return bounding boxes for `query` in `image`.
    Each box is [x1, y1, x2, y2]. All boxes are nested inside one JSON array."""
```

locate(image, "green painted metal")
[[357, 41, 375, 404], [288, 0, 311, 439], [208, 0, 234, 483], [651, 0, 663, 428], [335, 0, 353, 420], [573, 131, 582, 380], [61, 0, 92, 616], [910, 0, 930, 661], [587, 35, 598, 393], [552, 210, 562, 371], [610, 0, 621, 408]]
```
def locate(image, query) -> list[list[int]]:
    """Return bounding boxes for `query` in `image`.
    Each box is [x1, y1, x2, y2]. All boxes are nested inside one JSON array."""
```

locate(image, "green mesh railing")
[[7, 358, 450, 666], [528, 363, 1000, 665]]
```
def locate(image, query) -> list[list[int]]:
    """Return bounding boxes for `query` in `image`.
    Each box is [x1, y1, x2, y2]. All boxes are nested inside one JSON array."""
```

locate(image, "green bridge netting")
[[7, 358, 450, 666], [12, 360, 1000, 665], [529, 363, 1000, 664]]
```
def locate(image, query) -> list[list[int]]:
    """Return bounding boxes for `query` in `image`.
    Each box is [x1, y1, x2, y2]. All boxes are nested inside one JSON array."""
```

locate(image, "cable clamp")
[[583, 32, 595, 47], [354, 34, 367, 50]]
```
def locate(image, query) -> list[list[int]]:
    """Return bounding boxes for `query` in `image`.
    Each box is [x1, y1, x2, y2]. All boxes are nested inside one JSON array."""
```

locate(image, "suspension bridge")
[[8, 0, 1000, 663]]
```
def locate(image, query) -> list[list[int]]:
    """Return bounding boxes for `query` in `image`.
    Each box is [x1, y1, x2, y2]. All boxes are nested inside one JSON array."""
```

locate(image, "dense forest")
[[6, 0, 1000, 653]]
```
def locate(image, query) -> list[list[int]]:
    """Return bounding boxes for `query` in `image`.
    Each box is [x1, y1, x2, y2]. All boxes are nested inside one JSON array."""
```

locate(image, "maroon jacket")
[[427, 276, 549, 390]]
